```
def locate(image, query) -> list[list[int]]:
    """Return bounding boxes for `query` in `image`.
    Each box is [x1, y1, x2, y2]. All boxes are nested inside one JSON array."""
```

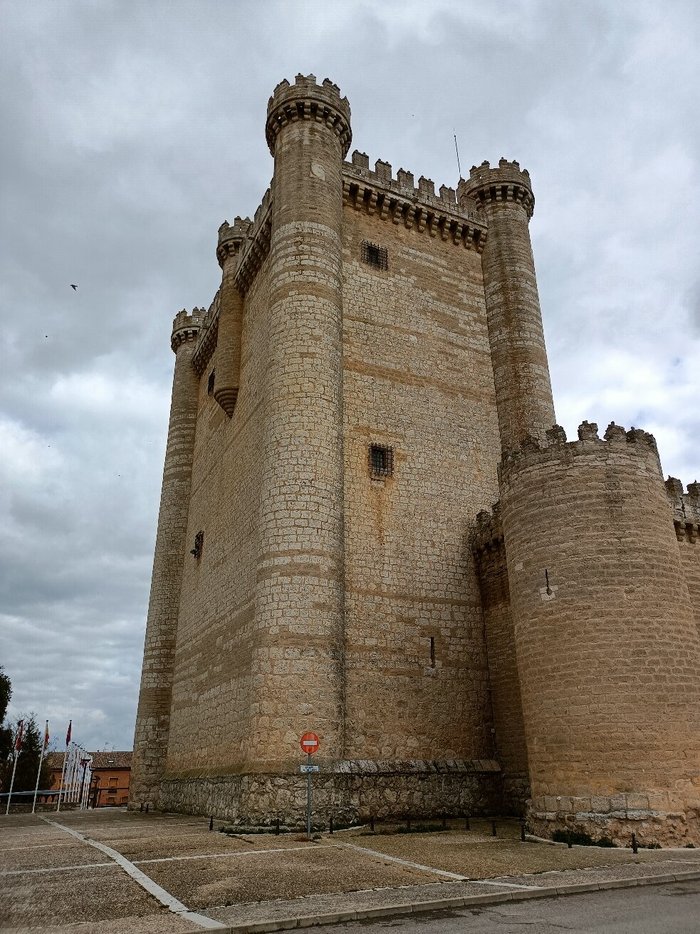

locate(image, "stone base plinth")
[[528, 793, 700, 847], [502, 773, 530, 817], [140, 759, 506, 826]]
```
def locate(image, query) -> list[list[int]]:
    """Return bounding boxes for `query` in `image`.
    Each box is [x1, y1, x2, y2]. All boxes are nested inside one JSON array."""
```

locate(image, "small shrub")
[[396, 823, 447, 834], [552, 829, 617, 848]]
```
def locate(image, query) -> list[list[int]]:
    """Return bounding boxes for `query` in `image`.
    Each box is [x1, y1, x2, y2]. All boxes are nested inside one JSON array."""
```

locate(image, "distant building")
[[48, 751, 132, 807]]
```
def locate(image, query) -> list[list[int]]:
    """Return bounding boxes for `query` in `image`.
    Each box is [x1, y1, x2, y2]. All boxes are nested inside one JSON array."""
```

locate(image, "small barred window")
[[361, 240, 388, 270], [368, 443, 393, 479], [207, 370, 215, 395]]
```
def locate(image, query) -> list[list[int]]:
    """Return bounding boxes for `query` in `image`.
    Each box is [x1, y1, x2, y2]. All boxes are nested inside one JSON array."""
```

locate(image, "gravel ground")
[[142, 842, 436, 909], [0, 866, 159, 928], [2, 913, 199, 934], [3, 810, 699, 933], [0, 841, 109, 872]]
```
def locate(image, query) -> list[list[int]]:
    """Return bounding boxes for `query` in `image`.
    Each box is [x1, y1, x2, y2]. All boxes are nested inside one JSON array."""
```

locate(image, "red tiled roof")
[[47, 751, 132, 770]]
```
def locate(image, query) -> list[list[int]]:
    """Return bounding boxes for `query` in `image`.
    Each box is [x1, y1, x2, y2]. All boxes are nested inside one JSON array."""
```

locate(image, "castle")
[[131, 75, 700, 846]]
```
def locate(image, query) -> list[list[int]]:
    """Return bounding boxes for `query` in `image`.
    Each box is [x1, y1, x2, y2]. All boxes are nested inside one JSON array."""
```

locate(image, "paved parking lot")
[[2, 810, 699, 933]]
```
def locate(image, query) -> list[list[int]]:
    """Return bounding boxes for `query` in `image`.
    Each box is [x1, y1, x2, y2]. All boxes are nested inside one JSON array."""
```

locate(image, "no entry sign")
[[300, 731, 320, 755]]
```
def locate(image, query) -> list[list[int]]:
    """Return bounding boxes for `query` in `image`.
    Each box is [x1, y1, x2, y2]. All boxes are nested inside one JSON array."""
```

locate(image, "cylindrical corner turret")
[[251, 76, 351, 766], [499, 422, 700, 845], [459, 159, 555, 456], [265, 74, 352, 160], [130, 309, 202, 809], [214, 218, 250, 417]]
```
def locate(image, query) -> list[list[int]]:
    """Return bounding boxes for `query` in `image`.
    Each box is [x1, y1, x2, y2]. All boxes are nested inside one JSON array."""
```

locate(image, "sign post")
[[299, 732, 320, 840]]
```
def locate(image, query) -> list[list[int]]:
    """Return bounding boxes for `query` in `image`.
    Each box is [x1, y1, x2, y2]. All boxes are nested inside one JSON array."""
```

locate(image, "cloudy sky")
[[1, 0, 698, 752]]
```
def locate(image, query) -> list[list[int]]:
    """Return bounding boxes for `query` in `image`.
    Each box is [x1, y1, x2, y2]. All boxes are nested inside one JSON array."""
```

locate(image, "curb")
[[211, 869, 700, 932]]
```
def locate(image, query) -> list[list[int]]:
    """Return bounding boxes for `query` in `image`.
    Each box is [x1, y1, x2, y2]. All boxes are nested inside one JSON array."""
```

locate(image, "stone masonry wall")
[[500, 423, 700, 846], [164, 263, 270, 778], [131, 311, 203, 807], [159, 759, 502, 826], [340, 165, 502, 766], [472, 508, 529, 813], [667, 478, 700, 636]]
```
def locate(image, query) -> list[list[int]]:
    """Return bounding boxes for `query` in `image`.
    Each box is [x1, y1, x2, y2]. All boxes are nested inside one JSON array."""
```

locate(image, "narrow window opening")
[[368, 443, 393, 479], [190, 530, 204, 560], [429, 636, 436, 668], [361, 240, 388, 270], [207, 370, 215, 395]]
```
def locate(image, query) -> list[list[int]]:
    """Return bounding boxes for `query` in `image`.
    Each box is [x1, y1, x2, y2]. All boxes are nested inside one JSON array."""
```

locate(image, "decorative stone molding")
[[458, 158, 535, 220], [171, 308, 204, 352], [265, 74, 352, 157], [343, 152, 485, 252]]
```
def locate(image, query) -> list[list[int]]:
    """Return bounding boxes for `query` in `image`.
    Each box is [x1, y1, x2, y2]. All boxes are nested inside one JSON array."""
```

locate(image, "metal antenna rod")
[[453, 133, 462, 178]]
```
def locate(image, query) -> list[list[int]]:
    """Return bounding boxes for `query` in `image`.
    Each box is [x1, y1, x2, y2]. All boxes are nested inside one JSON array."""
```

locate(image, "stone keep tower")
[[132, 76, 699, 844]]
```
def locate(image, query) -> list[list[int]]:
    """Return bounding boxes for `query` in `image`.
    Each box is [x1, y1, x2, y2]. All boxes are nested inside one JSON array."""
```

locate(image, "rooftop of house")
[[47, 751, 132, 770]]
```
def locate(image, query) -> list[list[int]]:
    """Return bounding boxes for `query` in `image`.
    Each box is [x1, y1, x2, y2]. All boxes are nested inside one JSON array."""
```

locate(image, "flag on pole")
[[65, 720, 72, 746], [32, 720, 50, 814], [14, 719, 25, 752]]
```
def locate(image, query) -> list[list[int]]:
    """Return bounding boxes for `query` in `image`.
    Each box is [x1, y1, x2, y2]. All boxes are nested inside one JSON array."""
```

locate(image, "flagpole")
[[56, 720, 71, 813], [56, 753, 67, 812], [31, 721, 49, 814], [5, 721, 24, 816]]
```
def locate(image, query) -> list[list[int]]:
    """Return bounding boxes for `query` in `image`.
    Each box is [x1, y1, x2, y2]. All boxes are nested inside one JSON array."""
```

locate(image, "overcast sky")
[[1, 0, 698, 753]]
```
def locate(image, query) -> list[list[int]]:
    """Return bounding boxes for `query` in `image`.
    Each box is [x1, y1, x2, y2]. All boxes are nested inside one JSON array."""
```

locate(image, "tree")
[[6, 717, 52, 793], [0, 670, 52, 797], [0, 668, 13, 787]]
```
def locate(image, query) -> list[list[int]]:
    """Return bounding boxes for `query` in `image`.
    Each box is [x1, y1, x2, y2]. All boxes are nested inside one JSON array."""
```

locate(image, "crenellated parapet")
[[266, 74, 352, 157], [471, 503, 504, 556], [499, 420, 662, 483], [343, 150, 485, 251], [217, 216, 252, 268], [171, 308, 205, 353], [458, 158, 535, 220], [666, 477, 700, 542]]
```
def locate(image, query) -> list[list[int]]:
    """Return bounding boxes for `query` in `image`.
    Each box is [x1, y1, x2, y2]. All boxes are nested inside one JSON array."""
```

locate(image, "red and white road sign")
[[300, 731, 320, 755]]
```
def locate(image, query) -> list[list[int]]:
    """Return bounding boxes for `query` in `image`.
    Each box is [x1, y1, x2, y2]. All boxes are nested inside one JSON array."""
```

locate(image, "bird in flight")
[[70, 284, 78, 290]]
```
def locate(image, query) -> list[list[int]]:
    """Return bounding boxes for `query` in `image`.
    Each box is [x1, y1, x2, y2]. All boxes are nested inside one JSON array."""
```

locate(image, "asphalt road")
[[311, 880, 700, 933]]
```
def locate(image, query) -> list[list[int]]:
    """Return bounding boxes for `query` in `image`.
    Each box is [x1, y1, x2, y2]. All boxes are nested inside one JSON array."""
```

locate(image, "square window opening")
[[361, 240, 388, 270], [369, 444, 393, 479]]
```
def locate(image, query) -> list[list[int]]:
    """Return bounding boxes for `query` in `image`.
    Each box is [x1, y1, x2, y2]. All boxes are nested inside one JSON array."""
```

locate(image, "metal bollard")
[[632, 833, 638, 854], [209, 816, 213, 831], [520, 819, 526, 842], [491, 819, 497, 836], [465, 815, 470, 831], [370, 815, 375, 832], [275, 818, 280, 836], [139, 802, 143, 812], [145, 803, 149, 814], [567, 830, 573, 848], [329, 816, 334, 835]]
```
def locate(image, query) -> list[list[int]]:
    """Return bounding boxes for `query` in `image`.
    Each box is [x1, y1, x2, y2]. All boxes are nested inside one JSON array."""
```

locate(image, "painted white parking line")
[[339, 841, 469, 881], [40, 818, 223, 930], [1, 862, 114, 875], [134, 844, 337, 864]]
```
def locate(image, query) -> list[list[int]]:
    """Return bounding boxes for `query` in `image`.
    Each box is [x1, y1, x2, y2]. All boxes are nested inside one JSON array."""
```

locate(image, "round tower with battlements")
[[499, 421, 700, 845], [214, 217, 250, 417], [130, 308, 203, 808], [459, 160, 555, 454], [249, 75, 351, 766]]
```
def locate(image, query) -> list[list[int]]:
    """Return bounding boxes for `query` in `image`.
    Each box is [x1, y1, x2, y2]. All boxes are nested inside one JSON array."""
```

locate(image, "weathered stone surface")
[[132, 77, 699, 846]]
